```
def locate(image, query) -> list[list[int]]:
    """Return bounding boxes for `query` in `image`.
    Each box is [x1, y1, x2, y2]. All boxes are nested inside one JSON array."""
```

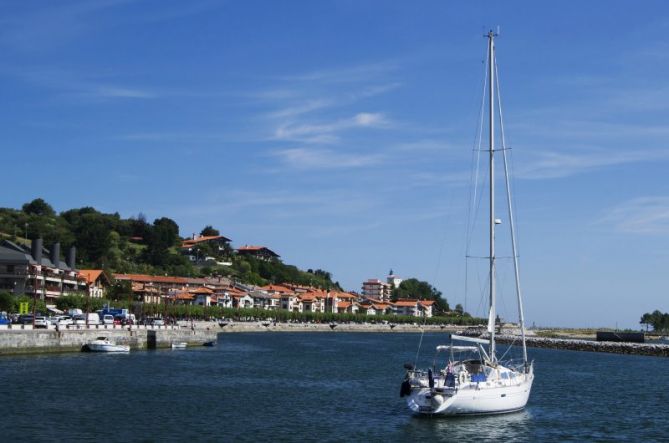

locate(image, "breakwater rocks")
[[495, 334, 669, 358], [0, 326, 218, 355]]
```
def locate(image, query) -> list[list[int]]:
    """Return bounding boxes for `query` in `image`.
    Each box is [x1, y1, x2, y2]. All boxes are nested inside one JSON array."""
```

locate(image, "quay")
[[0, 324, 217, 355]]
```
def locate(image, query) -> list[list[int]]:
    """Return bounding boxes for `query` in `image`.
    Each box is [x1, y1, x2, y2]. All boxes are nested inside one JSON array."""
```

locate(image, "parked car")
[[17, 314, 34, 325], [102, 314, 114, 325], [34, 316, 50, 328], [73, 313, 101, 325], [151, 318, 165, 326], [57, 316, 73, 326]]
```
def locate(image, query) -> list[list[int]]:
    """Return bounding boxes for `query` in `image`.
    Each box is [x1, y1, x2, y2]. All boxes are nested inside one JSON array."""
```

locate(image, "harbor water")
[[1, 332, 667, 442]]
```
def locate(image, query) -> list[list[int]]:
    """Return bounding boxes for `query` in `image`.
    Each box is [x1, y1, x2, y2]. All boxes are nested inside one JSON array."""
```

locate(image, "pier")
[[0, 324, 217, 355]]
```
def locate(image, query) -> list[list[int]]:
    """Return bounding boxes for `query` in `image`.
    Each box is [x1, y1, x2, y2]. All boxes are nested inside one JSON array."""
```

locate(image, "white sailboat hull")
[[86, 339, 130, 353], [406, 364, 534, 416]]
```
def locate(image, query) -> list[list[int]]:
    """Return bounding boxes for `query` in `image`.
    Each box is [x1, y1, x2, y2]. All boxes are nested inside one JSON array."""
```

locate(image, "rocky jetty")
[[496, 334, 669, 358]]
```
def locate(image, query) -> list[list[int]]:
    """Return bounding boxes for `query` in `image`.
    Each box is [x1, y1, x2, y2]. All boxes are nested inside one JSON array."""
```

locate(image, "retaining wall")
[[0, 326, 217, 355]]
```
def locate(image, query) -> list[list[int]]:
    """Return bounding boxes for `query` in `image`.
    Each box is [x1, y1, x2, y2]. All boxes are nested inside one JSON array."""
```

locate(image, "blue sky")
[[2, 1, 669, 328]]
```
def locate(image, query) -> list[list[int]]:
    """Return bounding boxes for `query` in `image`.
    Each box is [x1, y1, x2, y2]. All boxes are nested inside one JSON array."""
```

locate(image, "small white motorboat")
[[171, 342, 188, 349], [85, 337, 130, 353]]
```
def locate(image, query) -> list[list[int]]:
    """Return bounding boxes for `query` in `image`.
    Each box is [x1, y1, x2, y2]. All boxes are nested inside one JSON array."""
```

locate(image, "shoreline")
[[215, 321, 669, 357], [0, 321, 666, 357]]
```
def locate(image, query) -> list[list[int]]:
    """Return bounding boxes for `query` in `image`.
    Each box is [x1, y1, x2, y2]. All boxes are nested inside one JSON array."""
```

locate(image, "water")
[[1, 332, 667, 442]]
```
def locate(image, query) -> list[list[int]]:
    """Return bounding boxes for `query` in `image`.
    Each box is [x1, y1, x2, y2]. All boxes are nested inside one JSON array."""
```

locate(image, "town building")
[[387, 269, 403, 289], [0, 239, 86, 301], [181, 234, 232, 263], [361, 279, 392, 302], [236, 245, 280, 261], [393, 299, 435, 318], [78, 270, 112, 298]]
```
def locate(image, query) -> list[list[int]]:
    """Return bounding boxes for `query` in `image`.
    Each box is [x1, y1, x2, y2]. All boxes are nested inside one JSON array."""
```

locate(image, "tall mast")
[[495, 57, 529, 366], [487, 30, 496, 362]]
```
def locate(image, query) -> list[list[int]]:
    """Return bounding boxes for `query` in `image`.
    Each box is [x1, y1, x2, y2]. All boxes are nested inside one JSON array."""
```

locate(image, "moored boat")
[[85, 337, 130, 353], [171, 342, 188, 349]]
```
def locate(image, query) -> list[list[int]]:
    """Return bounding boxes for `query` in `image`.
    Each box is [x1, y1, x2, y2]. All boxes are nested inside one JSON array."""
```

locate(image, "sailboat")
[[400, 31, 534, 415]]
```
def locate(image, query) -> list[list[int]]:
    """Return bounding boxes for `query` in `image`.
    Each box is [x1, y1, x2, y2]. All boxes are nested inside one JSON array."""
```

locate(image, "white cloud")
[[272, 147, 383, 170], [599, 197, 669, 234], [354, 112, 385, 126], [516, 148, 669, 180], [283, 61, 398, 83], [273, 112, 389, 143]]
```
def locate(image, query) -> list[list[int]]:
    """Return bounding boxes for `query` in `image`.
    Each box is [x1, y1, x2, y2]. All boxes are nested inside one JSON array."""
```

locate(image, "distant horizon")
[[3, 1, 669, 329]]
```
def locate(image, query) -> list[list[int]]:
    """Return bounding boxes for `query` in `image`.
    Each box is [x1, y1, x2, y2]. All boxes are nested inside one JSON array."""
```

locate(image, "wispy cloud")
[[0, 0, 220, 52], [274, 112, 390, 144], [0, 65, 156, 102], [599, 197, 669, 234], [271, 147, 384, 170], [283, 61, 398, 83], [516, 148, 669, 179]]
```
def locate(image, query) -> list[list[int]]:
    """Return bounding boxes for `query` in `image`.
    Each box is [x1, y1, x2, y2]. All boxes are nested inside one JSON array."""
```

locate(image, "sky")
[[1, 0, 669, 329]]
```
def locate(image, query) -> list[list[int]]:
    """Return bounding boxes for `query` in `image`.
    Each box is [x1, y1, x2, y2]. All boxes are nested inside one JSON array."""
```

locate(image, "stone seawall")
[[0, 326, 217, 356], [496, 335, 669, 358]]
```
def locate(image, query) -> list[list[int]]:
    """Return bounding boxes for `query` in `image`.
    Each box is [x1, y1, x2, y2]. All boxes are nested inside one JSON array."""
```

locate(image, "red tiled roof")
[[336, 292, 357, 300], [260, 284, 293, 294], [393, 300, 419, 307], [182, 235, 231, 247], [78, 269, 108, 285], [174, 292, 195, 300], [236, 245, 279, 257]]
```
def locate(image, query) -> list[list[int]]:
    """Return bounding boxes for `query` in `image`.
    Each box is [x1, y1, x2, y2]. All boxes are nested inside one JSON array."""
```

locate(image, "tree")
[[144, 217, 180, 266], [74, 213, 112, 266], [22, 198, 55, 217], [200, 225, 220, 237], [392, 278, 449, 313], [107, 281, 133, 301], [640, 310, 669, 332], [0, 292, 13, 312], [455, 304, 464, 315]]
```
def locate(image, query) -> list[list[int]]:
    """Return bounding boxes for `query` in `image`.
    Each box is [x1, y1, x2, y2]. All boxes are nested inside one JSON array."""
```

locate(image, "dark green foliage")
[[0, 292, 13, 312], [143, 217, 180, 266], [13, 295, 46, 315], [22, 198, 55, 217], [392, 278, 449, 313], [106, 281, 133, 301], [139, 304, 484, 325], [0, 199, 340, 289], [232, 256, 341, 290], [200, 226, 219, 236], [55, 295, 106, 312], [640, 310, 669, 332]]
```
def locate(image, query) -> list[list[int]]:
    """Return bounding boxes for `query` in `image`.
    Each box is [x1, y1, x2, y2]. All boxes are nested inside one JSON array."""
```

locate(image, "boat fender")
[[400, 379, 412, 397], [428, 369, 434, 389]]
